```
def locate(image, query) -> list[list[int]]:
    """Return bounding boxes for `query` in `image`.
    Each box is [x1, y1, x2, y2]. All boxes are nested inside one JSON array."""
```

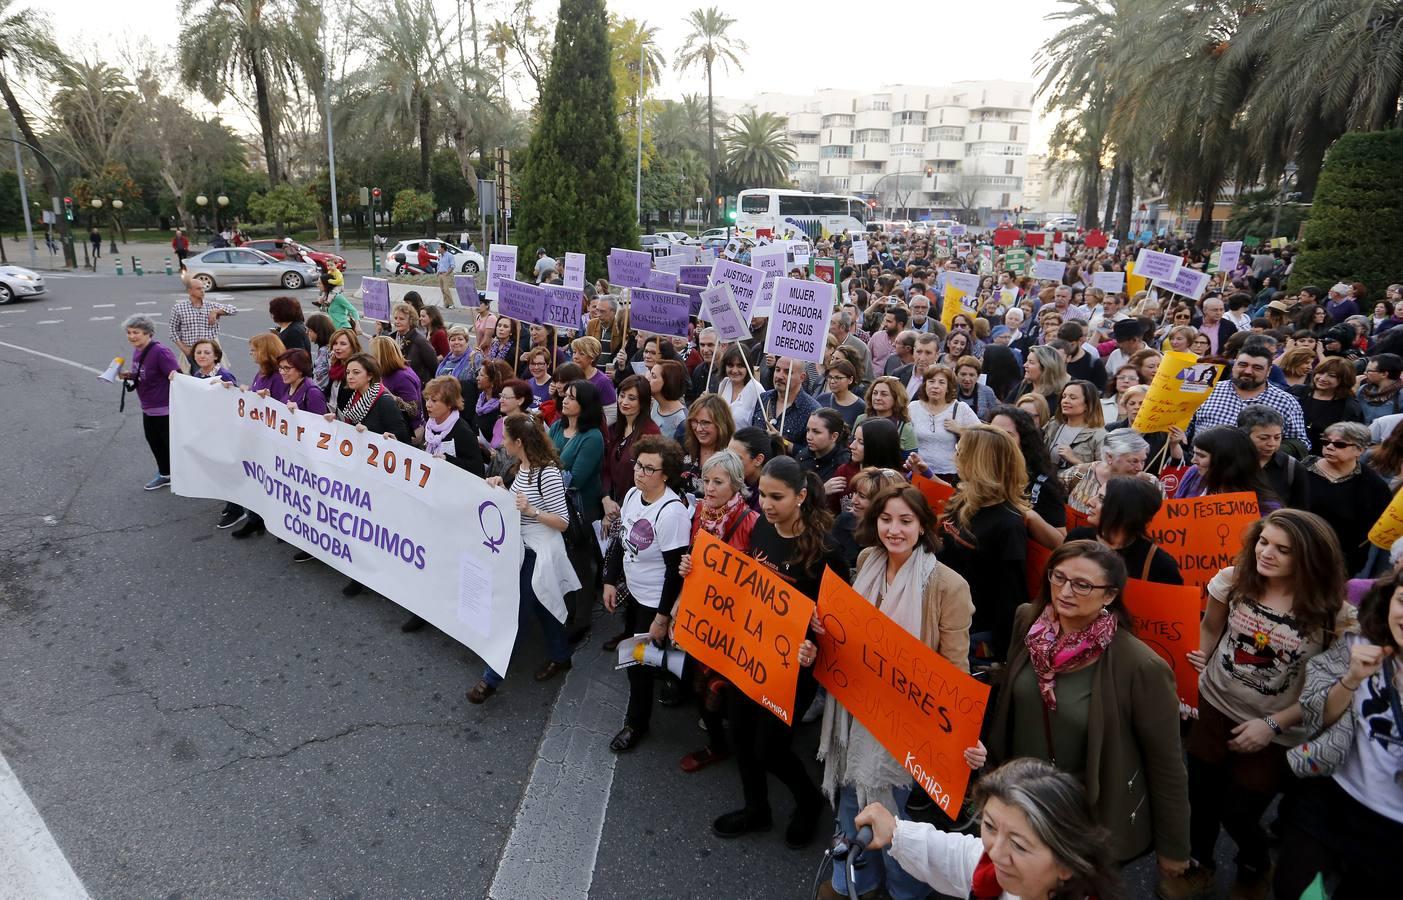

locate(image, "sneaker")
[[1228, 864, 1272, 900], [1156, 864, 1216, 900], [143, 475, 171, 491], [711, 808, 772, 839], [216, 509, 244, 529]]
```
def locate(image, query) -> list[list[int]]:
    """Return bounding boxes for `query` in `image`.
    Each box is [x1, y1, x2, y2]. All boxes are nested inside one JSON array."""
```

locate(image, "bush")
[[1290, 130, 1403, 292]]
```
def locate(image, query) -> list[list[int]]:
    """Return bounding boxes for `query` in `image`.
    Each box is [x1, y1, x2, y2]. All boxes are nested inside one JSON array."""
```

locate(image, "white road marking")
[[89, 316, 114, 321], [93, 304, 115, 308], [134, 301, 157, 306], [487, 646, 625, 900], [50, 306, 72, 311], [0, 341, 104, 375], [0, 752, 92, 899], [0, 309, 25, 314], [35, 320, 63, 325]]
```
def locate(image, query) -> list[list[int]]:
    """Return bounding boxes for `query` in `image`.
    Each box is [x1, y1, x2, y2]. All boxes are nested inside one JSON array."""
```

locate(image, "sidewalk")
[[3, 241, 404, 274]]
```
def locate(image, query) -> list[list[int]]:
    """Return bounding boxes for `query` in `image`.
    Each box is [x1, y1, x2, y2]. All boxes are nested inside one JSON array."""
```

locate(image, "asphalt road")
[[0, 271, 1234, 899]]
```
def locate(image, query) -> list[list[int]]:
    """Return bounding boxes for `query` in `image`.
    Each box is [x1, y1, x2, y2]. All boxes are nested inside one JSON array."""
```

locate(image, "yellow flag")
[[1132, 350, 1225, 433], [1369, 486, 1403, 549], [942, 284, 969, 331], [1126, 261, 1149, 298]]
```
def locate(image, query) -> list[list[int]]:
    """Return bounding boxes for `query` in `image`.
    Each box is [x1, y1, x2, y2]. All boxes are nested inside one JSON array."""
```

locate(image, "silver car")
[[184, 248, 320, 290]]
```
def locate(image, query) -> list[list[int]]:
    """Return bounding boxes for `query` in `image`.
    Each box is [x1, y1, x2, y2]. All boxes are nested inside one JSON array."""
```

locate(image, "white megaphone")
[[98, 356, 123, 383]]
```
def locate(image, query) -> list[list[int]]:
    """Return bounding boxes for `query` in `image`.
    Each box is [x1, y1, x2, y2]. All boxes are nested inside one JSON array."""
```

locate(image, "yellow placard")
[[1126, 260, 1149, 298], [1369, 487, 1403, 549], [941, 283, 972, 331], [1132, 350, 1225, 433]]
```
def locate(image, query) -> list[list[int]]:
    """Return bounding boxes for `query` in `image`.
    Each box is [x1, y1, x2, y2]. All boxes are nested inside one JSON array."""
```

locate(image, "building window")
[[820, 145, 853, 159], [822, 113, 855, 127], [872, 99, 890, 111], [892, 143, 923, 157], [926, 126, 964, 142], [1000, 193, 1011, 208], [895, 111, 927, 126], [853, 129, 890, 143], [1005, 160, 1015, 175], [1009, 125, 1018, 141]]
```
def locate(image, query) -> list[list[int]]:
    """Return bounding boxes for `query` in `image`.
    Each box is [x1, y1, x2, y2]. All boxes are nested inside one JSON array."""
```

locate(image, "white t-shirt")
[[1371, 412, 1403, 445], [910, 400, 979, 475], [1335, 634, 1403, 823], [723, 378, 764, 431], [617, 487, 691, 608]]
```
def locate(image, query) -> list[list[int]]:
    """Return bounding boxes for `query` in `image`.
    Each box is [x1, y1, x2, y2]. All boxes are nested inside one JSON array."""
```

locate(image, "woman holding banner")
[[1173, 425, 1280, 512], [323, 328, 362, 417], [276, 349, 327, 416], [120, 314, 181, 491], [370, 337, 424, 438], [982, 540, 1191, 876], [467, 413, 579, 702], [818, 484, 973, 899], [246, 333, 288, 400], [1162, 510, 1348, 900]]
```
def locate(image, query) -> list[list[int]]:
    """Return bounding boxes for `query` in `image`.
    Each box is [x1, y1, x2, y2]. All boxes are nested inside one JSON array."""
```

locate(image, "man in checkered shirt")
[[169, 281, 238, 370], [1189, 342, 1307, 445]]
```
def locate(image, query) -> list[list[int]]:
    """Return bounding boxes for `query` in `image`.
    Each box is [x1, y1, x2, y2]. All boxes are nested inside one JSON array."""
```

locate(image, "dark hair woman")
[[548, 378, 606, 524], [1174, 425, 1279, 512], [702, 454, 846, 847], [1272, 568, 1403, 899], [602, 435, 691, 751], [467, 413, 580, 703], [987, 403, 1068, 545], [598, 374, 663, 651], [827, 416, 905, 510], [1288, 355, 1364, 453], [1165, 509, 1348, 899], [797, 407, 851, 511], [981, 541, 1190, 874], [305, 312, 335, 390], [268, 295, 311, 353], [855, 758, 1122, 900], [728, 426, 785, 512], [277, 348, 327, 415], [1067, 475, 1182, 584], [818, 484, 974, 898]]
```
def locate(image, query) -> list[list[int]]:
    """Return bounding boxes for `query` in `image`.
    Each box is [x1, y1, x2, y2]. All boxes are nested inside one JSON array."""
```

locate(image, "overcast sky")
[[48, 0, 1061, 149]]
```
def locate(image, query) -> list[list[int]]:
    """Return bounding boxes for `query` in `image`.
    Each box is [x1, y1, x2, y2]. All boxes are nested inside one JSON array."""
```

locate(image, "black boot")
[[231, 516, 265, 539]]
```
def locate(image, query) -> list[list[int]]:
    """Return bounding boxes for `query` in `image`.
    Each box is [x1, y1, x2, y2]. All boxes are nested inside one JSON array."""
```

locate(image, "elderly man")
[[688, 327, 722, 402], [587, 295, 619, 357], [1325, 282, 1360, 323], [1198, 296, 1238, 354], [908, 295, 935, 334], [168, 280, 237, 371], [907, 332, 941, 399], [829, 310, 873, 381], [1054, 284, 1089, 322], [435, 245, 457, 308]]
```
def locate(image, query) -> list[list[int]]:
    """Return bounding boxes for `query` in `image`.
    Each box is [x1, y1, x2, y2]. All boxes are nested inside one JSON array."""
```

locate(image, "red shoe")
[[679, 747, 728, 773]]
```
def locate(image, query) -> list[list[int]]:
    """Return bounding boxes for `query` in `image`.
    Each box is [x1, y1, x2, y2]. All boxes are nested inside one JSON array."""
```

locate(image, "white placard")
[[1217, 241, 1242, 274], [764, 277, 836, 364], [1053, 242, 1067, 259], [486, 244, 518, 300], [852, 240, 869, 265], [1105, 238, 1120, 254], [750, 246, 788, 315], [944, 271, 981, 298], [1091, 272, 1126, 293], [1031, 259, 1067, 282], [169, 377, 523, 675], [701, 283, 750, 342], [1152, 267, 1211, 301], [563, 252, 585, 290], [708, 258, 764, 322]]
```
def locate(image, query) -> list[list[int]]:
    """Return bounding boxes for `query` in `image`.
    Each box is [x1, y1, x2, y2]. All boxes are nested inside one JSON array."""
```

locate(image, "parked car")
[[931, 219, 958, 236], [698, 227, 730, 242], [639, 234, 672, 257], [0, 264, 45, 304], [184, 248, 320, 291], [244, 239, 347, 272], [700, 236, 730, 252], [654, 231, 694, 245], [384, 239, 485, 275], [1045, 216, 1078, 230]]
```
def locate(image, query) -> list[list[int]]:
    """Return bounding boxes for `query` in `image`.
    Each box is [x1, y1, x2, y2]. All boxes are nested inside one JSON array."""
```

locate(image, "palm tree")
[[48, 60, 142, 175], [179, 0, 319, 185], [0, 0, 74, 264], [484, 20, 514, 105], [722, 110, 794, 189], [675, 7, 746, 219]]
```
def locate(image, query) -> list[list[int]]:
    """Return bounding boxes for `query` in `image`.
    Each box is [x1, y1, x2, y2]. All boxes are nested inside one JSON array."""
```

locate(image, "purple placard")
[[628, 288, 690, 338], [645, 269, 679, 292], [608, 247, 652, 288], [677, 283, 705, 318], [708, 258, 763, 322], [497, 278, 544, 324], [362, 277, 391, 320], [680, 265, 711, 287], [543, 286, 584, 332], [454, 273, 478, 308], [1134, 248, 1182, 283]]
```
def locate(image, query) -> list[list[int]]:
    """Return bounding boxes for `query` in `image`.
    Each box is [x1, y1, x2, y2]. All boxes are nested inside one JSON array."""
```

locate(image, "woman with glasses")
[[468, 413, 579, 702], [1271, 568, 1403, 899], [679, 394, 736, 499], [948, 312, 986, 359], [815, 358, 865, 429], [602, 436, 691, 752], [484, 379, 534, 475], [1162, 510, 1347, 900], [981, 540, 1190, 879], [1304, 421, 1391, 576], [523, 347, 554, 408], [276, 349, 327, 415]]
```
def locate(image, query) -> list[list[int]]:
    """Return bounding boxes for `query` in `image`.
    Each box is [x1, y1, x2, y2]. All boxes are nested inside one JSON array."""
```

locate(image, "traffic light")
[[63, 196, 73, 222], [371, 187, 382, 201], [727, 205, 737, 222]]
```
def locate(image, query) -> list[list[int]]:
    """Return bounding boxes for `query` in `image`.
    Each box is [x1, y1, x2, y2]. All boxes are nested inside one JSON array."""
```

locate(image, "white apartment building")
[[1022, 154, 1081, 218], [725, 81, 1033, 225]]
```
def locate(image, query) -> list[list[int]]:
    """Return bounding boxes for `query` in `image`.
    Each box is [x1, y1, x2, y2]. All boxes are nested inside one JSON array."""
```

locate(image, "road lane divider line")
[[0, 751, 93, 899], [0, 340, 105, 375]]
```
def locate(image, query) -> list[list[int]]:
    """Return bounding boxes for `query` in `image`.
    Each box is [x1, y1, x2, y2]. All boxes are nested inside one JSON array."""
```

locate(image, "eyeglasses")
[[1322, 440, 1360, 451], [633, 461, 662, 476], [277, 365, 297, 373], [1048, 569, 1114, 597]]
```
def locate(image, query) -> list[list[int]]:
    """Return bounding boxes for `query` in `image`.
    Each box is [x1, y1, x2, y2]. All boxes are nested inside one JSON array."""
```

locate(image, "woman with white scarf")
[[468, 413, 581, 703], [817, 483, 974, 900]]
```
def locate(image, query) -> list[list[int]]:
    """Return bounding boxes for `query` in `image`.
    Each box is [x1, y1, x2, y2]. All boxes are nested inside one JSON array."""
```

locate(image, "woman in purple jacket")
[[121, 315, 180, 490]]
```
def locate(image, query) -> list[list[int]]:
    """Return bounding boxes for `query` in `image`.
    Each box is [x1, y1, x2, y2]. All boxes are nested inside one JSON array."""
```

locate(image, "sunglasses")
[[1322, 440, 1360, 451]]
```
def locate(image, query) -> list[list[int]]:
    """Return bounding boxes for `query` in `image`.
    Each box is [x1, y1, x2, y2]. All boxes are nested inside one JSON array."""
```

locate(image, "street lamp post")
[[694, 196, 703, 238], [89, 198, 102, 268], [110, 199, 122, 253], [216, 194, 229, 235]]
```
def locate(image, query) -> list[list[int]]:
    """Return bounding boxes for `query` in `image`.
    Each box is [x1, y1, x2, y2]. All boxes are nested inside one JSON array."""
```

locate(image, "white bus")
[[735, 189, 868, 241]]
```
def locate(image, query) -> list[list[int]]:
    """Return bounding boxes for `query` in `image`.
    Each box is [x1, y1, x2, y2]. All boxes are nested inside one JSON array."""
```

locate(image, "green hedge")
[[1291, 130, 1403, 292]]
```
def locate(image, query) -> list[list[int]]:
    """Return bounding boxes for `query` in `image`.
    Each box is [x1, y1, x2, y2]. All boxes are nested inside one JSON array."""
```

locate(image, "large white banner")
[[169, 376, 524, 674]]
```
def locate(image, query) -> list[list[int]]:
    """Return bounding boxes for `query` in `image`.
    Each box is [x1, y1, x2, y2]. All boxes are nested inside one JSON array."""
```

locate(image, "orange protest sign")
[[1065, 504, 1091, 532], [1368, 485, 1403, 549], [912, 473, 955, 519], [1122, 578, 1201, 713], [813, 569, 991, 814], [1026, 539, 1053, 601], [1145, 492, 1260, 589], [672, 529, 816, 724]]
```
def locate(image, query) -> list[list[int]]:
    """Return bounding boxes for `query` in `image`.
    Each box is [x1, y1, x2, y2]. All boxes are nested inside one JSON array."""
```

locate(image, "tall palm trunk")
[[706, 56, 716, 225], [1081, 160, 1101, 231], [1114, 160, 1133, 241], [1194, 183, 1216, 251], [0, 73, 76, 267], [250, 56, 282, 184], [419, 91, 436, 237], [1102, 159, 1119, 231]]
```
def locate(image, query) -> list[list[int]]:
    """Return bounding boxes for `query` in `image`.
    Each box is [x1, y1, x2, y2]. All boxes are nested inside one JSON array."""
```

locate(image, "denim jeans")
[[831, 783, 927, 900], [482, 548, 569, 686]]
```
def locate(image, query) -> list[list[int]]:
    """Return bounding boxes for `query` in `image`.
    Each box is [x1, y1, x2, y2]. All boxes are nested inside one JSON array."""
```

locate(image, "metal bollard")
[[135, 258, 144, 277], [115, 258, 124, 276], [164, 256, 173, 276]]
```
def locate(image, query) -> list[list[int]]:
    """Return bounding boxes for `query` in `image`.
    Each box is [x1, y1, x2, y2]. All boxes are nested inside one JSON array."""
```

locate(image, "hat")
[[1112, 319, 1144, 341], [1266, 300, 1291, 313], [990, 325, 1011, 339]]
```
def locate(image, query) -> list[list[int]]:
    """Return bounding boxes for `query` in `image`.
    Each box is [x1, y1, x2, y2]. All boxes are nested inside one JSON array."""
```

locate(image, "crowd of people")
[[120, 227, 1403, 900]]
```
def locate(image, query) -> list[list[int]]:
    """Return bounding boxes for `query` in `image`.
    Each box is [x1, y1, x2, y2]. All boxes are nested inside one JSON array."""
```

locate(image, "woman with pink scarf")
[[979, 540, 1191, 889]]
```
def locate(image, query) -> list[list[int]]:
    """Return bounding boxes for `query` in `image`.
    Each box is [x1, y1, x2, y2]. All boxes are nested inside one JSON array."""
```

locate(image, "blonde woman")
[[1044, 379, 1107, 470], [1008, 344, 1068, 411], [570, 335, 618, 425], [937, 425, 1032, 662], [855, 375, 918, 452], [369, 335, 424, 438]]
